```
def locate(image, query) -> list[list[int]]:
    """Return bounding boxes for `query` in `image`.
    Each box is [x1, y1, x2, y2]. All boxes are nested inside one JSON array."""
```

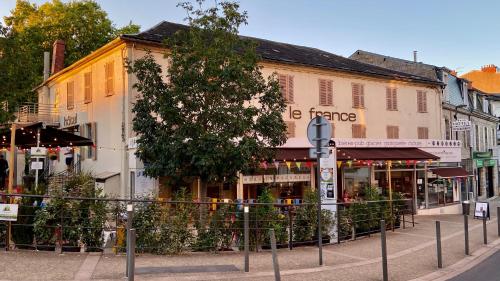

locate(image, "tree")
[[128, 0, 287, 191], [0, 0, 140, 124]]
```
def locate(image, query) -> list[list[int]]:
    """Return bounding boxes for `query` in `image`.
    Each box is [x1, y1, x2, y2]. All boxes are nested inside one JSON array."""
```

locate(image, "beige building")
[[33, 21, 451, 207]]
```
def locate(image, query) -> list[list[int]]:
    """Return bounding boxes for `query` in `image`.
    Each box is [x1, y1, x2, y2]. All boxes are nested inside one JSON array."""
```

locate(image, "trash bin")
[[462, 201, 470, 215]]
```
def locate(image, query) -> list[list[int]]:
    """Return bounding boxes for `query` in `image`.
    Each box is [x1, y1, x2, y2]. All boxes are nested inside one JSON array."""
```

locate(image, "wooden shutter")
[[386, 88, 392, 110], [331, 123, 335, 138], [418, 127, 428, 139], [319, 79, 327, 105], [352, 124, 366, 138], [326, 80, 333, 105], [105, 62, 114, 96], [286, 121, 295, 138], [387, 126, 399, 139], [352, 83, 364, 108], [84, 72, 92, 103], [288, 75, 294, 103], [67, 81, 74, 110], [92, 122, 97, 160], [80, 125, 86, 161], [392, 88, 397, 110], [421, 91, 427, 112], [279, 74, 288, 101]]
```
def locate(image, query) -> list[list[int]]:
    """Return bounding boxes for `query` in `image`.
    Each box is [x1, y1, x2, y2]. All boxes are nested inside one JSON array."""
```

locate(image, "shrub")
[[293, 189, 335, 243]]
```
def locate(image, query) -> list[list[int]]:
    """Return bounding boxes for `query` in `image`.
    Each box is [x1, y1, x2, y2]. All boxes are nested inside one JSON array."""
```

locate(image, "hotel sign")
[[452, 119, 472, 131]]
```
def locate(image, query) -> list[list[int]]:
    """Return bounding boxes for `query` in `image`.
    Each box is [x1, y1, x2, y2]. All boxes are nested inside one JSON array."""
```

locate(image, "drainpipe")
[[121, 46, 129, 199]]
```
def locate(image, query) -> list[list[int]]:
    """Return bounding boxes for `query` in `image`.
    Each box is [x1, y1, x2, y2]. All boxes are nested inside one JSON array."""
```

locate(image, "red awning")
[[430, 167, 471, 178], [274, 147, 439, 161]]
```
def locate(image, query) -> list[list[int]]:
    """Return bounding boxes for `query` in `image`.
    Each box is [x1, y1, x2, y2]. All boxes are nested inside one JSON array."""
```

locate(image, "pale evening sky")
[[1, 0, 500, 74]]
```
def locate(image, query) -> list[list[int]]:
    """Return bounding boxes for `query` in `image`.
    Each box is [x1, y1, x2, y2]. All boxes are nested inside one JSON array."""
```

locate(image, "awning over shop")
[[430, 167, 471, 178], [274, 147, 439, 161], [0, 122, 93, 148]]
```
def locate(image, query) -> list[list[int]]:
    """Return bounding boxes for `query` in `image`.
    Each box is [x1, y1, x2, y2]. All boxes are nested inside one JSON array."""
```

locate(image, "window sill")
[[353, 106, 365, 109]]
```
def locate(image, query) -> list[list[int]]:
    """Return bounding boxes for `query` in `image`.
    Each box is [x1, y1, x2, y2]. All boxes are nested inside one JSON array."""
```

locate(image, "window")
[[386, 87, 398, 110], [445, 118, 450, 140], [81, 122, 98, 160], [417, 127, 429, 139], [285, 121, 295, 138], [352, 83, 365, 108], [105, 61, 114, 96], [331, 123, 335, 138], [484, 127, 488, 150], [475, 125, 479, 150], [318, 79, 333, 105], [386, 126, 399, 139], [352, 124, 366, 138], [279, 74, 294, 103], [417, 91, 427, 112], [67, 81, 74, 110], [84, 72, 92, 103]]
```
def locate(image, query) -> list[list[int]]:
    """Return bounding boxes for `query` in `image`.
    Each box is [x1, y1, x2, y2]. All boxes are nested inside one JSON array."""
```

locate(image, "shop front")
[[474, 151, 498, 199]]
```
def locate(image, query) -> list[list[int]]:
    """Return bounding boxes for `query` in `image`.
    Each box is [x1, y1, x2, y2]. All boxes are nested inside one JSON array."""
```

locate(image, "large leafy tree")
[[0, 0, 140, 124], [128, 0, 287, 190]]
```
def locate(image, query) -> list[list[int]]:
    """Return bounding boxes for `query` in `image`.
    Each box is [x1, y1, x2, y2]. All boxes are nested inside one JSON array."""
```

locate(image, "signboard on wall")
[[0, 204, 18, 221], [452, 119, 472, 131], [474, 202, 490, 219], [419, 147, 461, 163]]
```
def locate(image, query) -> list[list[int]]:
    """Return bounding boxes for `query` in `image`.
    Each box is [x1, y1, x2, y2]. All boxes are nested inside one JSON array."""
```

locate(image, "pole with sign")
[[307, 116, 331, 266]]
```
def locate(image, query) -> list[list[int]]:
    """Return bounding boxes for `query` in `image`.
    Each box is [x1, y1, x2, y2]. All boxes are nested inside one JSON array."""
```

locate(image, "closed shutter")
[[418, 127, 429, 139], [319, 79, 327, 105], [392, 89, 397, 110], [279, 74, 287, 100], [386, 88, 392, 110], [80, 125, 86, 161], [288, 75, 294, 103], [421, 91, 427, 112], [105, 62, 114, 96], [92, 122, 97, 160], [67, 81, 74, 110], [286, 121, 295, 138], [417, 91, 427, 112], [84, 72, 92, 103], [319, 79, 332, 105], [352, 124, 366, 138], [352, 83, 364, 108], [331, 123, 335, 138], [387, 126, 399, 139]]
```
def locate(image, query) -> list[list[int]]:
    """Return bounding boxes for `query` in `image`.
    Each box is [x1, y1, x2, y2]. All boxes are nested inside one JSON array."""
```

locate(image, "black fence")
[[0, 193, 413, 254]]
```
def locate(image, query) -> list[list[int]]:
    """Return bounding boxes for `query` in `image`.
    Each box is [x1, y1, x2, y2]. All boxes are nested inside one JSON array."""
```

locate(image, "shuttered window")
[[279, 74, 294, 103], [285, 121, 295, 138], [319, 79, 333, 105], [105, 61, 114, 96], [67, 81, 74, 110], [352, 124, 366, 138], [386, 87, 398, 111], [417, 127, 429, 139], [352, 83, 365, 108], [387, 126, 399, 139], [331, 123, 335, 138], [84, 72, 92, 103], [417, 90, 427, 112]]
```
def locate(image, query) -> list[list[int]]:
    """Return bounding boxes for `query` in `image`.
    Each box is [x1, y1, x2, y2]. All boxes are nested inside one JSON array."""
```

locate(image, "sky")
[[1, 0, 500, 74]]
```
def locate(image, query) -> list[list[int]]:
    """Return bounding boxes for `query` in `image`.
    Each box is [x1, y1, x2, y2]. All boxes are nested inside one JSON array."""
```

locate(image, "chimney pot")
[[413, 51, 417, 63], [51, 40, 65, 74], [481, 64, 497, 73]]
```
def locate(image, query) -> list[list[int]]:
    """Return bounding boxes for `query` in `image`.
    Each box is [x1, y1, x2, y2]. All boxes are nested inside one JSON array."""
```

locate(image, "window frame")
[[352, 83, 365, 109], [386, 87, 398, 111], [66, 81, 75, 110]]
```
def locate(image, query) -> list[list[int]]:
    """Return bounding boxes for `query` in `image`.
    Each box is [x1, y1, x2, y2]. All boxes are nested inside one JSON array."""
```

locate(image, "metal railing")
[[16, 103, 59, 125], [0, 193, 414, 254]]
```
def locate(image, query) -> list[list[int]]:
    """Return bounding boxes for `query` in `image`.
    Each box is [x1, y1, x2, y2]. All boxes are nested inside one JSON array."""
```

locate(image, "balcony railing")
[[16, 103, 59, 125]]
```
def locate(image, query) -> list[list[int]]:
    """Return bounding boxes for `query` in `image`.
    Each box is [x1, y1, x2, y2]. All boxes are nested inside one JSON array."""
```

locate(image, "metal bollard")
[[380, 220, 388, 281], [127, 229, 136, 281], [497, 207, 500, 237], [126, 204, 134, 277], [288, 207, 293, 250], [483, 210, 487, 245], [269, 229, 281, 281], [436, 221, 442, 269], [464, 215, 469, 255], [244, 205, 249, 273]]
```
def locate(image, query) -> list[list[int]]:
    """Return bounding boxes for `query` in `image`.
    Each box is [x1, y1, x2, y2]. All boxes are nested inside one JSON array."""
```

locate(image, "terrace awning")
[[430, 167, 471, 178], [0, 122, 93, 148], [274, 147, 439, 161]]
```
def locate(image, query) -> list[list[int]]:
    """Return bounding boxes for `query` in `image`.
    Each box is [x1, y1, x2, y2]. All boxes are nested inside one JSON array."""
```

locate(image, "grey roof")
[[121, 21, 441, 86], [349, 50, 442, 82]]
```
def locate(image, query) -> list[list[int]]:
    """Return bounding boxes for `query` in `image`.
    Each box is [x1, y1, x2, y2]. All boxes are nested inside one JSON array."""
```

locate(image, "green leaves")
[[129, 1, 287, 184]]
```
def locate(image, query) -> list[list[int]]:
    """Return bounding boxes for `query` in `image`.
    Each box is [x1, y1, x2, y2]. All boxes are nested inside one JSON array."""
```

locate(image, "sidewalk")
[[0, 214, 499, 281]]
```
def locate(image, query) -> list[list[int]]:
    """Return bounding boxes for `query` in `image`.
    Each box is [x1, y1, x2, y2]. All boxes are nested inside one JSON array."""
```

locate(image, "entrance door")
[[487, 166, 494, 198]]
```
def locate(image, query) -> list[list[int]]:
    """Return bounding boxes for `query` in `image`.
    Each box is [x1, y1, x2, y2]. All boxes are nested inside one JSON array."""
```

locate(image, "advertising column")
[[320, 148, 337, 242]]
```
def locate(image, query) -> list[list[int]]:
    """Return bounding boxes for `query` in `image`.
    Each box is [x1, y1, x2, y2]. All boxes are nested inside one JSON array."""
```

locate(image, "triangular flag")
[[296, 162, 302, 169], [337, 161, 342, 168], [274, 161, 280, 170], [286, 161, 291, 170]]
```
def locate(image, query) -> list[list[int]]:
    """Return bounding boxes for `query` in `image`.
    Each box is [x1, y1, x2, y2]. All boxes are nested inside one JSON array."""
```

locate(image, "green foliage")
[[12, 194, 40, 248], [127, 0, 287, 184], [33, 172, 106, 250], [133, 188, 195, 254], [192, 204, 236, 252], [294, 189, 335, 242], [0, 0, 140, 124]]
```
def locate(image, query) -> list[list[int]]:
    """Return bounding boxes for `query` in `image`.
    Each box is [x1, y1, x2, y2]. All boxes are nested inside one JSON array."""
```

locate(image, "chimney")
[[43, 52, 50, 81], [413, 51, 417, 63], [481, 64, 497, 73], [51, 40, 65, 74]]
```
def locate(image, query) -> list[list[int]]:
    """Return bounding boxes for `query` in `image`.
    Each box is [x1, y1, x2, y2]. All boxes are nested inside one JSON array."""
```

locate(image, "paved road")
[[448, 249, 500, 281]]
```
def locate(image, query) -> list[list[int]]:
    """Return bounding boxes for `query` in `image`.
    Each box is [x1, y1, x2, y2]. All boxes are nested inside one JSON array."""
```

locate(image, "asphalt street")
[[448, 249, 500, 281]]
